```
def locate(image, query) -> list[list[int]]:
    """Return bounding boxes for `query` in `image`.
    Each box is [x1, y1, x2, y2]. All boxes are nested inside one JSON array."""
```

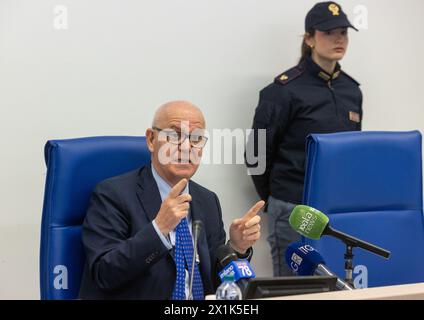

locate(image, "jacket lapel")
[[136, 167, 214, 291], [136, 164, 162, 222]]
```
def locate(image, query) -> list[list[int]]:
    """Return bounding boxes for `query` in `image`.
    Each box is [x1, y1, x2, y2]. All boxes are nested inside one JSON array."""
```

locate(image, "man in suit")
[[79, 101, 265, 299]]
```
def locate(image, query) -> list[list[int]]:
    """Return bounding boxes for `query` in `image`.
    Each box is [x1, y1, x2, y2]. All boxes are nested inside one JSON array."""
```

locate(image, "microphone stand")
[[323, 225, 391, 287], [188, 235, 199, 300], [344, 244, 354, 287], [188, 220, 203, 300]]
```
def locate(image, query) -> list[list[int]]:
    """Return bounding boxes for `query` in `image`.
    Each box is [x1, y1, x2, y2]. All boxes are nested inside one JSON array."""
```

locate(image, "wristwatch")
[[227, 241, 253, 260]]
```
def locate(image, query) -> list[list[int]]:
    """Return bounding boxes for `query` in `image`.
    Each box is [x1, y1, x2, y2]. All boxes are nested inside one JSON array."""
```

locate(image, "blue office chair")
[[303, 131, 424, 288], [40, 136, 150, 299]]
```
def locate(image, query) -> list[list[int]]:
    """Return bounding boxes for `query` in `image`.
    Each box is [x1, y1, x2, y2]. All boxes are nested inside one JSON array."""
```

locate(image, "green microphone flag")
[[289, 205, 329, 240]]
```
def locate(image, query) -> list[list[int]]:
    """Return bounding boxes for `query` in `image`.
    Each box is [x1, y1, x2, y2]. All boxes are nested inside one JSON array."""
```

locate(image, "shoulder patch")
[[274, 65, 305, 85], [341, 70, 360, 86]]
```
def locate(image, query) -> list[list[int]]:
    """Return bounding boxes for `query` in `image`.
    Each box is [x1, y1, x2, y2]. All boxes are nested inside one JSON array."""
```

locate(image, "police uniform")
[[246, 1, 362, 276], [250, 55, 362, 204]]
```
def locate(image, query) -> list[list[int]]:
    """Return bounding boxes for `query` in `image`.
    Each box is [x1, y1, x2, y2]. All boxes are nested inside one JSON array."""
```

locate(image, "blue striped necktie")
[[171, 217, 204, 300]]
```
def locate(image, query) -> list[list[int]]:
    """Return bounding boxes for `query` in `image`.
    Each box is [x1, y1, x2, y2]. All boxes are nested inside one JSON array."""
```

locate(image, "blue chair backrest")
[[303, 131, 424, 288], [40, 136, 150, 299]]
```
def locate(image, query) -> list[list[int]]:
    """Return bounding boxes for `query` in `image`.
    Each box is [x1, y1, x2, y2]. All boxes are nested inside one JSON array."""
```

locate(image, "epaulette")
[[274, 64, 305, 86], [341, 70, 361, 86]]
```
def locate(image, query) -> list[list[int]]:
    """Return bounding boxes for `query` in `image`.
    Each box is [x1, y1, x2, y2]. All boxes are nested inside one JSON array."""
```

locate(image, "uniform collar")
[[304, 55, 342, 82]]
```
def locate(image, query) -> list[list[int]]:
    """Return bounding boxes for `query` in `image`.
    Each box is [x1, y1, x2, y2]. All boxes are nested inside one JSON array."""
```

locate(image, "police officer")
[[246, 2, 363, 276]]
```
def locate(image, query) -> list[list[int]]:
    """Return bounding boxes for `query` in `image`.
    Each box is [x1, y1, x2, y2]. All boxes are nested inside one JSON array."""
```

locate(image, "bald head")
[[152, 100, 205, 129], [146, 100, 206, 187]]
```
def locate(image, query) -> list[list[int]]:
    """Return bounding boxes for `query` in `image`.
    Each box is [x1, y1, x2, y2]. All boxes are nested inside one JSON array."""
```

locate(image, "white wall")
[[0, 0, 423, 299]]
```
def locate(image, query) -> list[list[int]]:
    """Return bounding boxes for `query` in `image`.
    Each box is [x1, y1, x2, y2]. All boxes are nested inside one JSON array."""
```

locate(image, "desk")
[[262, 283, 424, 300]]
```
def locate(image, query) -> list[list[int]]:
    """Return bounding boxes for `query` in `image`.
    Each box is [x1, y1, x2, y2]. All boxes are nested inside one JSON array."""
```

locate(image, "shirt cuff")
[[152, 220, 173, 250]]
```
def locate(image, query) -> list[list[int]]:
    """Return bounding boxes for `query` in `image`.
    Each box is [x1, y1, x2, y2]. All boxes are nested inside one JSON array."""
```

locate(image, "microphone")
[[192, 220, 203, 264], [188, 220, 203, 300], [285, 242, 354, 291], [216, 244, 256, 298], [289, 205, 391, 259]]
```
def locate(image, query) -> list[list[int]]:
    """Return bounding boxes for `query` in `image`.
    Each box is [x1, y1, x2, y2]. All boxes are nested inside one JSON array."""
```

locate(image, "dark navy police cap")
[[305, 2, 358, 32]]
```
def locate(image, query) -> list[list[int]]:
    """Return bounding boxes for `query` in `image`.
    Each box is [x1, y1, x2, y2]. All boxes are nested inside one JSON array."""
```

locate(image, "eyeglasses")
[[152, 127, 208, 149]]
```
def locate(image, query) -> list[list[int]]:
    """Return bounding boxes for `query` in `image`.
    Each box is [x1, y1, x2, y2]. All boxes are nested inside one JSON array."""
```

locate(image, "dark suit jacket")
[[78, 164, 227, 299]]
